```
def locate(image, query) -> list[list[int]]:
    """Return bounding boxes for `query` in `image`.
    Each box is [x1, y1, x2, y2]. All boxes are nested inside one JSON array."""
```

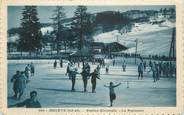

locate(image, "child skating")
[[104, 82, 121, 107]]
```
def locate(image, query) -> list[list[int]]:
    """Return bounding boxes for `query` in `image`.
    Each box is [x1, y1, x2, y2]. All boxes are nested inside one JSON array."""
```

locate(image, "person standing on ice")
[[53, 60, 57, 69], [143, 61, 147, 71], [106, 65, 109, 74], [138, 61, 144, 80], [66, 62, 77, 91], [16, 71, 28, 100], [148, 61, 157, 82], [113, 59, 115, 66], [30, 62, 35, 76], [11, 70, 21, 99], [81, 62, 90, 92], [60, 58, 63, 68], [158, 61, 163, 77], [155, 62, 160, 81], [96, 64, 101, 75], [70, 63, 79, 91], [25, 64, 31, 79], [122, 60, 126, 72], [104, 82, 121, 107], [89, 69, 101, 93]]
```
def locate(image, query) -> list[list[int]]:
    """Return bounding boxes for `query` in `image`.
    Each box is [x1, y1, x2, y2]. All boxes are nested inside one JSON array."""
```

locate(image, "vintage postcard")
[[0, 0, 184, 114]]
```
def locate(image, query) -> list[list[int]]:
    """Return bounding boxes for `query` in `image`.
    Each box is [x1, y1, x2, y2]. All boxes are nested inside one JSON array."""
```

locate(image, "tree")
[[71, 6, 93, 50], [51, 6, 66, 55], [18, 6, 42, 55]]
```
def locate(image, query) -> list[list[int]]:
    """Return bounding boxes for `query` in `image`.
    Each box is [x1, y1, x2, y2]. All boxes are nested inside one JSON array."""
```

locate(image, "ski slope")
[[93, 22, 175, 56]]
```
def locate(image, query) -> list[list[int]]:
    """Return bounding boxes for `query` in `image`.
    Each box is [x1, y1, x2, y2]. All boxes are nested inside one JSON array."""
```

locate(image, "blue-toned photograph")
[[7, 5, 176, 108]]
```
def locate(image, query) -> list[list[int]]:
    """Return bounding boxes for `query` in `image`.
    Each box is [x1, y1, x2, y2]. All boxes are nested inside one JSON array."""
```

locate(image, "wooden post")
[[135, 38, 138, 64]]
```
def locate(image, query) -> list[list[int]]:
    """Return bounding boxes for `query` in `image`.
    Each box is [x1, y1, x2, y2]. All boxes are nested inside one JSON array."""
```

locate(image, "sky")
[[8, 5, 175, 29]]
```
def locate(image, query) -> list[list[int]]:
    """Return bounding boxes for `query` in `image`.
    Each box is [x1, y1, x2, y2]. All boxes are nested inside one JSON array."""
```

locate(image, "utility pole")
[[135, 38, 138, 64], [169, 28, 176, 60]]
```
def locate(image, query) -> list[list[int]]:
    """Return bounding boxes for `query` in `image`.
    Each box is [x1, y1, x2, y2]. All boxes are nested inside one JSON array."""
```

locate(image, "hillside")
[[93, 26, 175, 56]]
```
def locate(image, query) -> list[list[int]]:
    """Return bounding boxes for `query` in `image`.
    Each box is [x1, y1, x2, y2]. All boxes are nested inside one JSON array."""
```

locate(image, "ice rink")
[[7, 60, 176, 107]]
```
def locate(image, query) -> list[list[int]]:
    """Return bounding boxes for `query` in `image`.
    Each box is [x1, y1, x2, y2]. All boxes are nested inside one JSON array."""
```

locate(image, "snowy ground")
[[94, 28, 174, 56], [8, 60, 176, 108]]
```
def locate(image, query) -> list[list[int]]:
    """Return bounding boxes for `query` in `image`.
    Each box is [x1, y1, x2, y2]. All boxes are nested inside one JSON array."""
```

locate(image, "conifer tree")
[[51, 6, 66, 55], [71, 6, 93, 50], [19, 6, 42, 55]]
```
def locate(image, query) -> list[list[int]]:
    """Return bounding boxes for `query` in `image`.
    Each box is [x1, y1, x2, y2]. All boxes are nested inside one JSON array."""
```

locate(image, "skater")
[[148, 61, 157, 82], [158, 61, 163, 77], [104, 82, 121, 107], [165, 62, 170, 77], [25, 64, 31, 79], [138, 61, 144, 80], [81, 62, 90, 92], [30, 62, 35, 76], [143, 61, 146, 71], [106, 65, 109, 74], [169, 62, 174, 78], [96, 64, 101, 75], [66, 62, 79, 91], [113, 59, 115, 66], [155, 62, 160, 81], [53, 60, 57, 69], [9, 91, 41, 108], [10, 70, 21, 99], [60, 59, 63, 68], [102, 59, 105, 67], [14, 71, 28, 100], [122, 60, 126, 72], [89, 69, 101, 93]]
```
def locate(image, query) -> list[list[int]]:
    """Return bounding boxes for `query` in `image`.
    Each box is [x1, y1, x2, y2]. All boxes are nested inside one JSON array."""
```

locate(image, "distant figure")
[[149, 60, 152, 67], [96, 65, 101, 75], [102, 59, 105, 67], [158, 61, 163, 77], [169, 62, 174, 78], [81, 62, 90, 92], [138, 61, 144, 80], [53, 60, 57, 69], [30, 62, 35, 76], [122, 60, 126, 72], [60, 59, 63, 68], [113, 60, 115, 66], [77, 61, 80, 68], [106, 65, 109, 74], [104, 82, 121, 107], [155, 62, 160, 81], [165, 62, 170, 77], [10, 91, 41, 108], [89, 69, 101, 93], [25, 64, 31, 79], [11, 70, 21, 99], [143, 61, 146, 71], [148, 61, 157, 82]]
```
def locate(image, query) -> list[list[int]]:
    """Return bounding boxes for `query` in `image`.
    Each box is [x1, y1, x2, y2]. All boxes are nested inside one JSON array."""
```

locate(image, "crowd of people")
[[9, 56, 176, 107], [137, 58, 176, 82]]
